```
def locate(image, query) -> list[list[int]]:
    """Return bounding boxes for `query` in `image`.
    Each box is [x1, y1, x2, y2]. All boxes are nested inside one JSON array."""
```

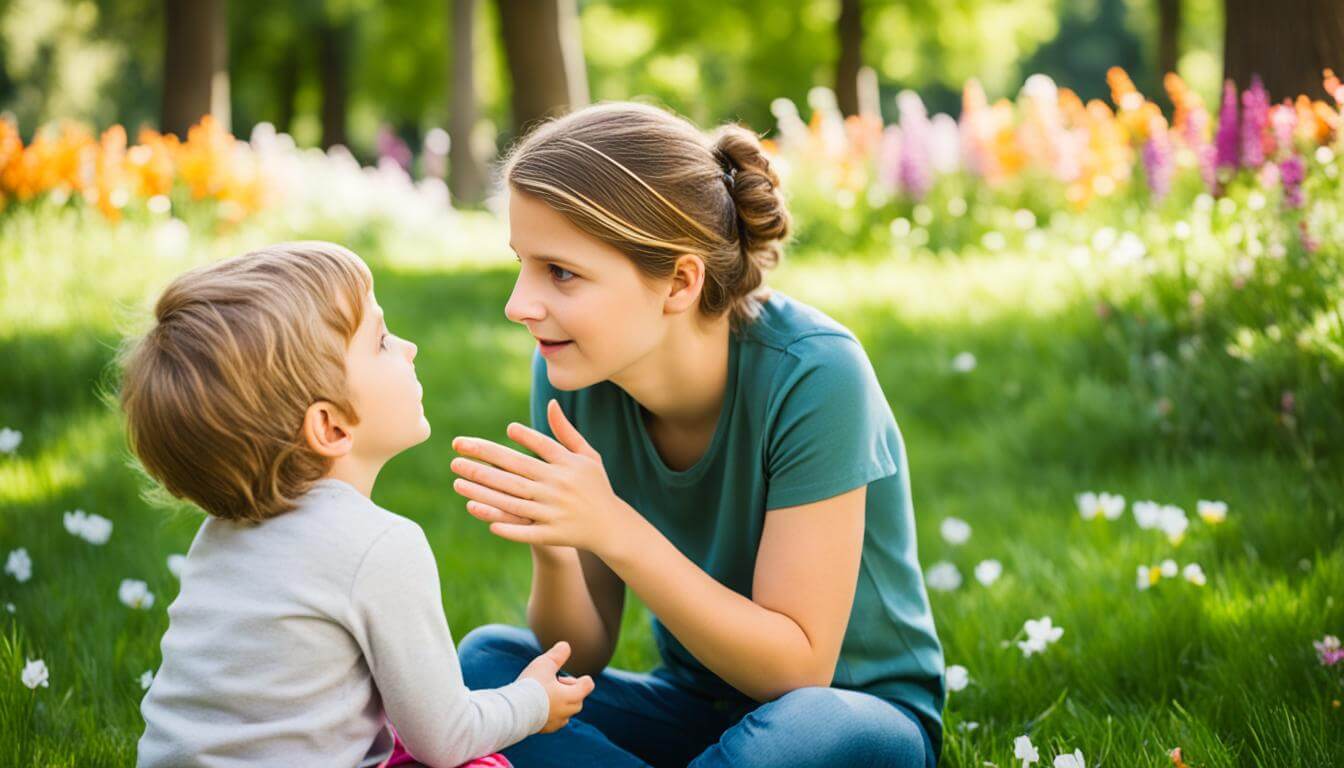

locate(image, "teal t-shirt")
[[530, 291, 945, 751]]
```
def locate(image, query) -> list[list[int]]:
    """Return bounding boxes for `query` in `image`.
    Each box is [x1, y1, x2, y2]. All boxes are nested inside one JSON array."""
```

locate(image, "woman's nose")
[[504, 277, 544, 325]]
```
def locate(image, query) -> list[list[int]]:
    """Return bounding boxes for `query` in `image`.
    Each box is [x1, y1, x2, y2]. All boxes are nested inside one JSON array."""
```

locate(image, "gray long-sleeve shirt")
[[138, 478, 547, 767]]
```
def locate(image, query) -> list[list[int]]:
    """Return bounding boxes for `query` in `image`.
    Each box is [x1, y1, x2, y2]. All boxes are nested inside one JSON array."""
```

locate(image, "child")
[[120, 242, 593, 767]]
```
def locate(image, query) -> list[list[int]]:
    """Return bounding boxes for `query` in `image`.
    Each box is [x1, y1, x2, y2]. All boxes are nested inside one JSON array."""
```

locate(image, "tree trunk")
[[450, 0, 487, 205], [1223, 0, 1344, 101], [496, 0, 589, 136], [162, 0, 229, 138], [835, 0, 863, 117], [1158, 0, 1181, 79], [275, 47, 299, 136], [319, 19, 352, 150]]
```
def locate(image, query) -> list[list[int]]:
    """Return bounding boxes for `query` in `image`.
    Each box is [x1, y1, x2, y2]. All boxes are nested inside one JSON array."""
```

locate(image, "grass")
[[0, 206, 1340, 766]]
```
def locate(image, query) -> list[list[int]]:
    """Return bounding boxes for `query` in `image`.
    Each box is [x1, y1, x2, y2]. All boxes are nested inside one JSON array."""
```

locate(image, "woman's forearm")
[[526, 545, 615, 676], [601, 511, 829, 702]]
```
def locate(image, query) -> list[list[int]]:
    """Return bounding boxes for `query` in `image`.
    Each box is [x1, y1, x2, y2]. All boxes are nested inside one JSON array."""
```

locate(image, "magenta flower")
[[1240, 76, 1270, 168], [896, 91, 934, 201], [1315, 635, 1343, 666], [1142, 130, 1174, 202], [1215, 79, 1241, 171], [1280, 154, 1306, 208]]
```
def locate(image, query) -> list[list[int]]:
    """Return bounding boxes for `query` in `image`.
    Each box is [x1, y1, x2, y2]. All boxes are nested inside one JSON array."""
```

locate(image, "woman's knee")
[[701, 687, 926, 766], [458, 624, 539, 689]]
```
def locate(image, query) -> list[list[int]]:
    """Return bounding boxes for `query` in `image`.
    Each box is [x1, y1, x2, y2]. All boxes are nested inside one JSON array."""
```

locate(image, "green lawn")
[[0, 208, 1340, 766]]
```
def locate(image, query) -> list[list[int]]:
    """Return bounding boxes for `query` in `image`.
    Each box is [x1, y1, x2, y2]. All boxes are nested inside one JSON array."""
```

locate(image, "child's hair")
[[119, 242, 373, 523], [502, 101, 792, 327]]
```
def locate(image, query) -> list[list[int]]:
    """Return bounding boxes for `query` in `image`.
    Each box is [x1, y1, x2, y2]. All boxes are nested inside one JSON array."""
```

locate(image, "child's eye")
[[549, 264, 575, 282], [380, 333, 389, 350]]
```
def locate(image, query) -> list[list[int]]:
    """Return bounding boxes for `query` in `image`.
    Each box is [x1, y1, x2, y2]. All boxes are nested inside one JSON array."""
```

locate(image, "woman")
[[451, 102, 944, 767]]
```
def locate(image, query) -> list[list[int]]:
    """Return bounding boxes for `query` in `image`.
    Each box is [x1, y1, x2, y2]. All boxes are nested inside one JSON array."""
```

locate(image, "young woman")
[[450, 102, 944, 767]]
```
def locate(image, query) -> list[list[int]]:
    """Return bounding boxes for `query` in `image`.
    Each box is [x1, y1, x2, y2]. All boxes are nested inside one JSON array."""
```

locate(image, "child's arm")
[[348, 520, 549, 765]]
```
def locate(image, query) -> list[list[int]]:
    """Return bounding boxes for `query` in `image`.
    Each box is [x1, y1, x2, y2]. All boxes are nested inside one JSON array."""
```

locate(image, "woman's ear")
[[664, 253, 707, 315], [302, 401, 354, 458]]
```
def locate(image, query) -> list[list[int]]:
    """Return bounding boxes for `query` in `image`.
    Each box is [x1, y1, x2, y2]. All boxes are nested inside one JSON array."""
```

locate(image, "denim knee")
[[458, 624, 539, 689], [693, 686, 928, 767]]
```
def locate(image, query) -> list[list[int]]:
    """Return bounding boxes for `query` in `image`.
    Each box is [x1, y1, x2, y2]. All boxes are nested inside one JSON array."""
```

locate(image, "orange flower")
[[129, 129, 178, 198], [92, 125, 131, 222], [1325, 68, 1344, 107]]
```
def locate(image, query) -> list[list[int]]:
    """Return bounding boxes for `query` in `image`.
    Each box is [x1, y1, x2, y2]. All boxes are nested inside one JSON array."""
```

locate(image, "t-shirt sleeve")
[[764, 334, 901, 510], [347, 520, 548, 764]]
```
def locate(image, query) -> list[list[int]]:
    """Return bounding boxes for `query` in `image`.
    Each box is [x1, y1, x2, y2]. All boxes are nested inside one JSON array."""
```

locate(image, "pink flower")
[[1215, 79, 1241, 172], [1239, 76, 1270, 168], [1315, 635, 1343, 666]]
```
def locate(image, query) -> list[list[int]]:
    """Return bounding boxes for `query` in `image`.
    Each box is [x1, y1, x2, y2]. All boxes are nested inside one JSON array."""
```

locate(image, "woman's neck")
[[610, 314, 731, 432]]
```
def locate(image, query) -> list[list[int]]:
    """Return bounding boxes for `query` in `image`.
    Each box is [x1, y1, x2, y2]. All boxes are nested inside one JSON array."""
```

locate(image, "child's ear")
[[302, 401, 354, 458]]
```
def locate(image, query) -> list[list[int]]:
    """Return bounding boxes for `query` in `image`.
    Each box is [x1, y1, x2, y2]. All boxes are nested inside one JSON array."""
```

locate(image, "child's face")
[[504, 189, 672, 391], [343, 290, 431, 460]]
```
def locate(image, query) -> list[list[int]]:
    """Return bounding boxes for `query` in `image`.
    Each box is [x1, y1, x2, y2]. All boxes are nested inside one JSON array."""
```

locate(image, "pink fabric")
[[381, 724, 512, 768]]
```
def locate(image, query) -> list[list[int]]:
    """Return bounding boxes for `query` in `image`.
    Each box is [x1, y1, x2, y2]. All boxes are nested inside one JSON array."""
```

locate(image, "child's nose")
[[404, 339, 418, 362]]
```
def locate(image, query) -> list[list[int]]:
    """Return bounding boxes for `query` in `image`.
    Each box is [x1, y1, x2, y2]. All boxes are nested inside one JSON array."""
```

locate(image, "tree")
[[495, 0, 589, 136], [1157, 0, 1181, 79], [162, 0, 229, 137], [1223, 0, 1344, 100], [450, 0, 488, 205], [319, 15, 353, 149], [835, 0, 863, 116]]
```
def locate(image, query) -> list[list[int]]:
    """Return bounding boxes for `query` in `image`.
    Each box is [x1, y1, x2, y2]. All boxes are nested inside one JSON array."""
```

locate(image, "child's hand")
[[517, 640, 595, 734]]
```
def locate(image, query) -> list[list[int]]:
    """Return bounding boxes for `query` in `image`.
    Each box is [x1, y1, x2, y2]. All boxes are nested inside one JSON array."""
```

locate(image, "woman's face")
[[504, 189, 671, 391]]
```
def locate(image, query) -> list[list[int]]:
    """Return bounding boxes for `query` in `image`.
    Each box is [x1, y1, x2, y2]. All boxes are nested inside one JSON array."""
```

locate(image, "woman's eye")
[[548, 264, 575, 282]]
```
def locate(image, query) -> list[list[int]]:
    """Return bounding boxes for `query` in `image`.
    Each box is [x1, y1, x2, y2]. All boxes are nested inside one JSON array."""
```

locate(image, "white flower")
[[118, 579, 155, 610], [1137, 564, 1159, 590], [21, 658, 48, 689], [1077, 492, 1124, 521], [1019, 616, 1064, 656], [1158, 505, 1189, 544], [167, 554, 187, 578], [941, 517, 972, 545], [0, 428, 21, 454], [957, 720, 980, 732], [63, 510, 113, 545], [5, 548, 32, 583], [946, 664, 970, 692], [952, 352, 978, 373], [1160, 559, 1179, 578], [1133, 500, 1162, 529], [1014, 734, 1040, 766], [926, 561, 963, 592], [138, 670, 154, 690], [1197, 500, 1228, 525], [1053, 749, 1086, 768], [1183, 563, 1207, 586], [4, 603, 13, 613], [974, 559, 1003, 586]]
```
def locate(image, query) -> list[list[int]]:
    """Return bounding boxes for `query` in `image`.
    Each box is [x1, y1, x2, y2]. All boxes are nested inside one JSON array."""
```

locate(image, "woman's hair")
[[118, 242, 372, 524], [502, 102, 791, 327]]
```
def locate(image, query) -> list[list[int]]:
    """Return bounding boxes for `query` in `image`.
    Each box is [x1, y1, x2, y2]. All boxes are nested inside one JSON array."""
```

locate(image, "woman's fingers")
[[452, 478, 548, 522], [505, 421, 569, 464], [451, 436, 549, 478], [490, 521, 550, 545], [450, 457, 537, 500], [546, 399, 598, 459], [466, 501, 533, 526]]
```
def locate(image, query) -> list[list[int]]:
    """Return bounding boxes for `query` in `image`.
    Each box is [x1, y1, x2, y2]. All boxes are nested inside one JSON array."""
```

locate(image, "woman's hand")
[[451, 399, 636, 558]]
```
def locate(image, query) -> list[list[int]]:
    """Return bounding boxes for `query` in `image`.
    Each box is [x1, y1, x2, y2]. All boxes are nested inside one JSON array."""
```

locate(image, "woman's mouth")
[[536, 337, 574, 357]]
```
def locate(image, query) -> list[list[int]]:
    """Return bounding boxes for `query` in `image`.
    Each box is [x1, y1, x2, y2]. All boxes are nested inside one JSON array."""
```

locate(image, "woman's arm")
[[451, 401, 865, 702], [526, 544, 626, 677], [604, 487, 865, 701]]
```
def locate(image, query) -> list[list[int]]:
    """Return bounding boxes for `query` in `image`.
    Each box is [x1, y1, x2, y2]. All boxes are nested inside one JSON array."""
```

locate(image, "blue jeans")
[[459, 624, 936, 768]]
